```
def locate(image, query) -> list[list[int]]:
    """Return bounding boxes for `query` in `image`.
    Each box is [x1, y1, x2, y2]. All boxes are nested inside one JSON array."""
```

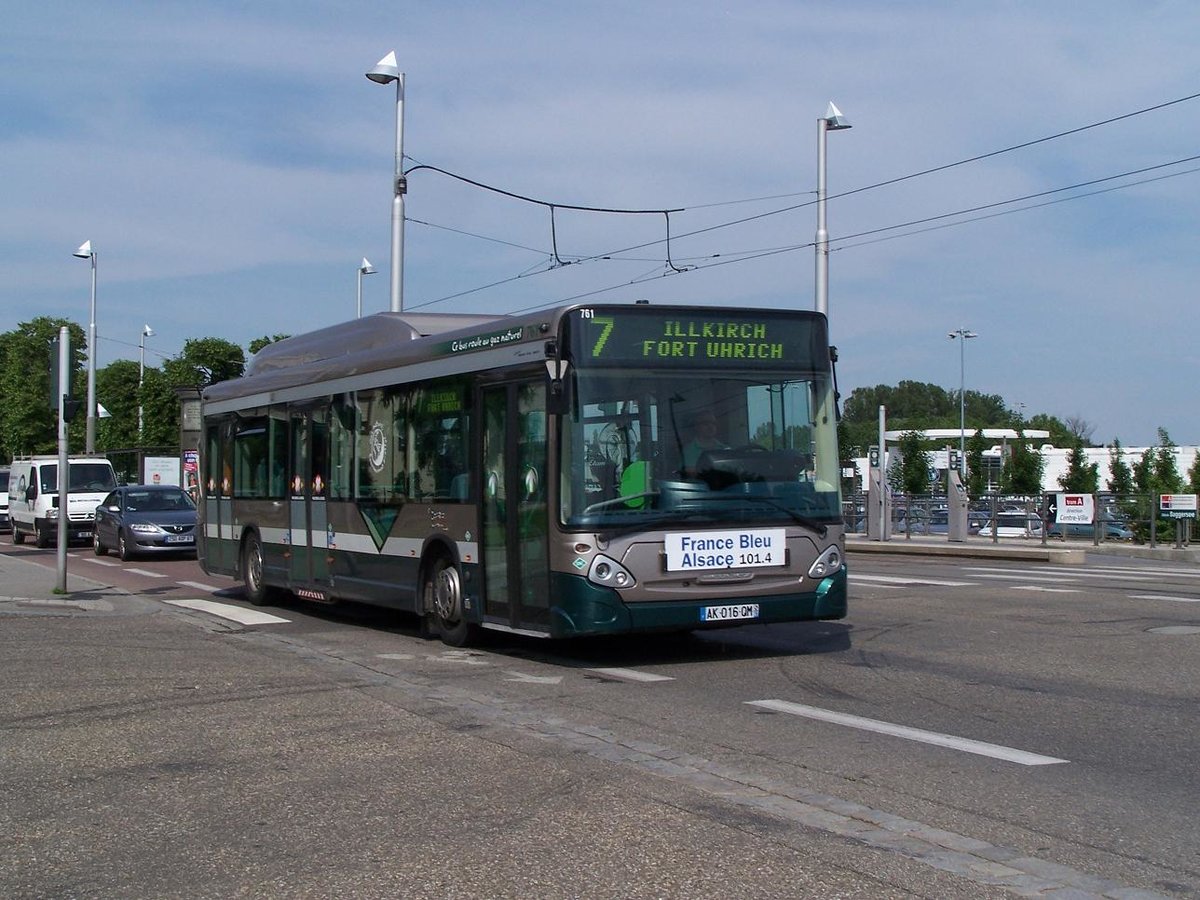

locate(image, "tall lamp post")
[[948, 328, 977, 474], [815, 102, 851, 317], [72, 240, 98, 453], [366, 51, 406, 313], [138, 324, 154, 441], [356, 258, 376, 318]]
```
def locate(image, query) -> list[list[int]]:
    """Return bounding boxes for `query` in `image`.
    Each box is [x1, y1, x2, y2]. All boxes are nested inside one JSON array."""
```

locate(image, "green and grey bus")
[[198, 303, 847, 645]]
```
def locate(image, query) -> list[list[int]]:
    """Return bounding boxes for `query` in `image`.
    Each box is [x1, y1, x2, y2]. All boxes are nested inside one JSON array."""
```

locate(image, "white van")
[[8, 455, 119, 548]]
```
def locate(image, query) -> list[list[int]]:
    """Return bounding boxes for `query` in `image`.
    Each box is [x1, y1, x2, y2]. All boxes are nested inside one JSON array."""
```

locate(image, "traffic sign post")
[[1159, 494, 1197, 550]]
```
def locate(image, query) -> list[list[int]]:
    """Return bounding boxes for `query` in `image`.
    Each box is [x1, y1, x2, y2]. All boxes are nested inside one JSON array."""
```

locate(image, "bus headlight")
[[587, 554, 636, 590], [807, 546, 842, 579]]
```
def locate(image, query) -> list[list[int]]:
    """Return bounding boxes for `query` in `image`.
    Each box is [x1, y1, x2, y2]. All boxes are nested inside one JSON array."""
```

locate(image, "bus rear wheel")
[[242, 532, 272, 606], [425, 554, 475, 647]]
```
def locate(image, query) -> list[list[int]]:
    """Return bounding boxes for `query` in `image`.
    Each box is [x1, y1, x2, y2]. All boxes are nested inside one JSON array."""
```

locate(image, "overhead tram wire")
[[406, 150, 1200, 316], [400, 91, 1200, 311], [833, 162, 1200, 253], [478, 155, 1200, 318]]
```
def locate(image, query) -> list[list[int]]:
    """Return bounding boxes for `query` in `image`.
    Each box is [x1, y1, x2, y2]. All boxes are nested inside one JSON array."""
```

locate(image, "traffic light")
[[62, 397, 83, 422]]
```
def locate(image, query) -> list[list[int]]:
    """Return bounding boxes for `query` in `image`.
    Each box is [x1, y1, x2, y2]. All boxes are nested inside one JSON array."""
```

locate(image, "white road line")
[[505, 671, 564, 685], [1086, 565, 1200, 578], [177, 580, 224, 592], [164, 598, 290, 625], [850, 574, 975, 587], [123, 568, 167, 578], [850, 582, 906, 590], [586, 667, 674, 683], [1011, 585, 1081, 593], [1130, 594, 1200, 603], [83, 559, 122, 567], [747, 699, 1068, 767], [972, 573, 1077, 582]]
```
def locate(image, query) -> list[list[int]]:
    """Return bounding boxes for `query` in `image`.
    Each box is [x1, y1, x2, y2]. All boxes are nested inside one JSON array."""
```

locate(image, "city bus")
[[198, 302, 847, 645]]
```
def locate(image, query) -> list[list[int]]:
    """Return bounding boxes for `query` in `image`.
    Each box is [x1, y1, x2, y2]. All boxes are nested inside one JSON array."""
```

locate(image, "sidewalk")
[[0, 552, 125, 607], [847, 532, 1200, 565]]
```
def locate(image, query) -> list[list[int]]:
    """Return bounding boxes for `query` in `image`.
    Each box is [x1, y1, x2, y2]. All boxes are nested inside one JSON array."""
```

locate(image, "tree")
[[894, 430, 934, 496], [965, 431, 988, 497], [1188, 451, 1200, 495], [0, 317, 86, 461], [1001, 432, 1044, 494], [248, 334, 290, 356], [94, 359, 141, 452], [1134, 428, 1184, 497], [1058, 439, 1099, 492], [1106, 439, 1135, 495], [1063, 415, 1096, 446]]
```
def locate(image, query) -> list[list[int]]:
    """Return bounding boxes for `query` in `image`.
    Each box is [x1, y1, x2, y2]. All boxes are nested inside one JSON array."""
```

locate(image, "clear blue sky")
[[3, 1, 1196, 447]]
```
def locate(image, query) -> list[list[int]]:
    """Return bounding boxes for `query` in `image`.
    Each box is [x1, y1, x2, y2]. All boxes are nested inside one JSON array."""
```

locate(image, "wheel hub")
[[433, 566, 462, 622]]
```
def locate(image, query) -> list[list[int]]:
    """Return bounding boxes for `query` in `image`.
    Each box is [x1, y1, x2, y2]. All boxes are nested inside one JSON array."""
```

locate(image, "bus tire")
[[425, 553, 475, 647], [242, 531, 272, 606]]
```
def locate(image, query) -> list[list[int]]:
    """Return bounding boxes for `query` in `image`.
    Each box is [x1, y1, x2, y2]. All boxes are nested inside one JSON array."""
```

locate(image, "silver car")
[[93, 485, 197, 560]]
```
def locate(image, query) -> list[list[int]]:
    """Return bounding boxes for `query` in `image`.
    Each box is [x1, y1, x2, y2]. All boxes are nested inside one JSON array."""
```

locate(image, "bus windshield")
[[559, 369, 842, 531]]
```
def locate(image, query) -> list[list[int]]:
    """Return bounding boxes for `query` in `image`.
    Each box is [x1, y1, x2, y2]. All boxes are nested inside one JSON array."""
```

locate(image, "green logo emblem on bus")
[[359, 504, 400, 553]]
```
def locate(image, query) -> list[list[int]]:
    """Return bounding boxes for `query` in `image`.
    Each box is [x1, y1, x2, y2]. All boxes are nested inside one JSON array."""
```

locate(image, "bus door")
[[288, 405, 331, 589], [480, 380, 550, 630], [203, 420, 237, 573]]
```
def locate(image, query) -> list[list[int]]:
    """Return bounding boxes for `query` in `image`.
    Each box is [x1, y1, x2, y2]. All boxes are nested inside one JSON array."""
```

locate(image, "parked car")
[[1047, 521, 1134, 540], [977, 512, 1044, 538], [93, 485, 197, 560]]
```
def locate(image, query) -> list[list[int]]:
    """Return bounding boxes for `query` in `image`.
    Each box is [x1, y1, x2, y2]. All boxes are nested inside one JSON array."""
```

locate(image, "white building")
[[851, 428, 1198, 494]]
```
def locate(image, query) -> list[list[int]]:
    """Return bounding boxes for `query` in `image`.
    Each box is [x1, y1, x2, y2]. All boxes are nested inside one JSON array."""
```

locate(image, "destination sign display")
[[565, 306, 827, 369]]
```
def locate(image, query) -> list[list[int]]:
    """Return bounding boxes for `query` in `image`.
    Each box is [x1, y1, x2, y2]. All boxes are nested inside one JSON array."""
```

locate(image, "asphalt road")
[[3, 541, 1198, 898]]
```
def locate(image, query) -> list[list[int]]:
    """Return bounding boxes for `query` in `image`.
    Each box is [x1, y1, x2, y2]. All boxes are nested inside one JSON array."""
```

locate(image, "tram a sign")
[[1159, 494, 1198, 520]]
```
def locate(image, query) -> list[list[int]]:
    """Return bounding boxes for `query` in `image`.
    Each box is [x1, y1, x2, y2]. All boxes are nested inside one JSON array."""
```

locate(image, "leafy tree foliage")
[[0, 317, 86, 459], [965, 431, 989, 496], [890, 430, 935, 495], [248, 334, 290, 356], [1058, 439, 1099, 492], [1001, 432, 1045, 494], [1106, 440, 1135, 495], [1134, 428, 1184, 496]]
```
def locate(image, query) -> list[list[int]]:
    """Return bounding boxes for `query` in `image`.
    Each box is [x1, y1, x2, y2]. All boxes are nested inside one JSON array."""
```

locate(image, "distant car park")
[[977, 513, 1044, 538], [1047, 521, 1134, 540], [93, 485, 197, 560]]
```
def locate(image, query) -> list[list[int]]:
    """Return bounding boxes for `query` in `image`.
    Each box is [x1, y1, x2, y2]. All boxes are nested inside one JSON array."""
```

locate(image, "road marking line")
[[177, 580, 224, 592], [164, 598, 290, 625], [1010, 585, 1080, 593], [124, 568, 168, 578], [586, 667, 674, 683], [972, 573, 1076, 582], [505, 670, 564, 685], [747, 699, 1068, 766], [83, 559, 122, 567], [1130, 594, 1200, 603], [850, 574, 975, 587]]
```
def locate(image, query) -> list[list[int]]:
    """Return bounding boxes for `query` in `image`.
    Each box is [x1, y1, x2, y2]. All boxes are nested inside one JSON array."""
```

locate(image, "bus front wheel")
[[425, 554, 475, 647]]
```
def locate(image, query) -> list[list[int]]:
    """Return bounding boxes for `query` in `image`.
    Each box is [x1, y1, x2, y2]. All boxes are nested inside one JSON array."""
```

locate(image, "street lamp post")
[[72, 240, 98, 453], [948, 328, 977, 474], [356, 258, 377, 318], [138, 324, 154, 441], [366, 52, 406, 313], [815, 102, 851, 317]]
